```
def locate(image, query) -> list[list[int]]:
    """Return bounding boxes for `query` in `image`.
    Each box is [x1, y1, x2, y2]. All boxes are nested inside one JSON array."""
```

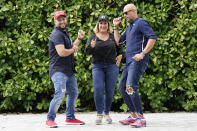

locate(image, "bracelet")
[[72, 48, 75, 52], [113, 26, 119, 30]]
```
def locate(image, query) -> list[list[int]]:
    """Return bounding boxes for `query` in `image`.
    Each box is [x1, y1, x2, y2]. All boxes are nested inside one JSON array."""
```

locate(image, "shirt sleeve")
[[50, 33, 65, 46], [119, 30, 127, 44], [86, 34, 95, 55], [116, 44, 123, 56], [139, 20, 157, 40], [110, 33, 123, 56]]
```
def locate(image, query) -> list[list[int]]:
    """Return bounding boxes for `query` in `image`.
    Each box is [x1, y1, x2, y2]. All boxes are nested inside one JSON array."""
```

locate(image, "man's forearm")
[[59, 48, 75, 57], [143, 39, 156, 54], [114, 27, 120, 45], [55, 44, 75, 57], [73, 38, 81, 46]]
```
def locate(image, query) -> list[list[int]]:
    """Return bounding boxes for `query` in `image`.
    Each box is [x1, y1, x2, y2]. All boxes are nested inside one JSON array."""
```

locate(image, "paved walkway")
[[1, 112, 197, 131]]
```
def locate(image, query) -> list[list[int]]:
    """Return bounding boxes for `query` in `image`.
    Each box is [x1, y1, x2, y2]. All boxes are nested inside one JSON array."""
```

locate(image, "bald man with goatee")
[[113, 3, 157, 128]]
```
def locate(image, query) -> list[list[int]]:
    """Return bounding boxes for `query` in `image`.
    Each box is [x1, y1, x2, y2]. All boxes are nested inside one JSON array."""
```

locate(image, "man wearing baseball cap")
[[46, 10, 85, 128]]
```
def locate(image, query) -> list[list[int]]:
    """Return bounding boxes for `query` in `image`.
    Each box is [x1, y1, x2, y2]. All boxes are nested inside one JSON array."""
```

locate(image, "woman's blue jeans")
[[119, 60, 148, 115], [92, 62, 119, 115], [47, 72, 78, 121]]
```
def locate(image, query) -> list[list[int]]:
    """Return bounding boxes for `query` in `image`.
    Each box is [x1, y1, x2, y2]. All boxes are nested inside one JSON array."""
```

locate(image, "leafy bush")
[[0, 0, 197, 112]]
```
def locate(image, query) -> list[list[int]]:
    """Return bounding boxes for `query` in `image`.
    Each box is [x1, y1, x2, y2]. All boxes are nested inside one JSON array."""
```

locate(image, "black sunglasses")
[[123, 10, 133, 15]]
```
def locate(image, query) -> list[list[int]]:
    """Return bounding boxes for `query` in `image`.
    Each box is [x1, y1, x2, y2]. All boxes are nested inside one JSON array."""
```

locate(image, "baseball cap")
[[98, 15, 109, 22], [54, 11, 66, 20]]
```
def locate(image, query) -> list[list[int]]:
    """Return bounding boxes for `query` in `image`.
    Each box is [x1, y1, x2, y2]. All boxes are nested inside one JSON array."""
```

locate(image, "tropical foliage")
[[0, 0, 197, 112]]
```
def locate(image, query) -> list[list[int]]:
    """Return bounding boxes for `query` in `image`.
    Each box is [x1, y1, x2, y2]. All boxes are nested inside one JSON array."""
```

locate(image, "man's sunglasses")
[[123, 10, 134, 15]]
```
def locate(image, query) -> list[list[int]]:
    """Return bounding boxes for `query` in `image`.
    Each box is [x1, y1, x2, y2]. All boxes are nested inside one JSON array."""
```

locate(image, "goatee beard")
[[60, 27, 66, 30]]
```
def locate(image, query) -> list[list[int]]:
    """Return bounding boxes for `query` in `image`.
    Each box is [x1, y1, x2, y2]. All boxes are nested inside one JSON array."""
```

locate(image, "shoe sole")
[[96, 119, 102, 125], [65, 123, 85, 125], [120, 123, 131, 125], [105, 118, 112, 124], [46, 125, 58, 128], [119, 121, 134, 125], [105, 121, 112, 124], [119, 120, 136, 125], [130, 124, 146, 128]]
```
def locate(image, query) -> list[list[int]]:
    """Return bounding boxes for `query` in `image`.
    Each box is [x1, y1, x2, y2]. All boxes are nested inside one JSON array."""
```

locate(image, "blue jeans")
[[92, 62, 119, 115], [47, 72, 78, 120], [119, 60, 148, 115]]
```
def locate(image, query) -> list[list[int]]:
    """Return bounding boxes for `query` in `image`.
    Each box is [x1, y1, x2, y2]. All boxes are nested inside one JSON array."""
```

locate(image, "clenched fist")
[[90, 38, 96, 48], [113, 17, 122, 27], [78, 29, 85, 40]]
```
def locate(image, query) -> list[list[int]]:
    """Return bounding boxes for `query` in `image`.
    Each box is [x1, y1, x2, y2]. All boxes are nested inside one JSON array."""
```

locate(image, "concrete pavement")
[[1, 112, 197, 131]]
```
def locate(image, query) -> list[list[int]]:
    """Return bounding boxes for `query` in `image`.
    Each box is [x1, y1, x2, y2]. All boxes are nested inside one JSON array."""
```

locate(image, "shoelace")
[[126, 116, 131, 120], [135, 118, 143, 124]]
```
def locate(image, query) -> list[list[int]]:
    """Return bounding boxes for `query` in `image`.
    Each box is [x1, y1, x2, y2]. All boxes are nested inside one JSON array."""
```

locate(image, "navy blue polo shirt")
[[49, 27, 74, 77], [119, 17, 157, 64]]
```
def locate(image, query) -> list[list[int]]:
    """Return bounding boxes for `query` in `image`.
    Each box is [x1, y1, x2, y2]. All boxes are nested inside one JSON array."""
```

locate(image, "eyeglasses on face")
[[123, 10, 134, 15]]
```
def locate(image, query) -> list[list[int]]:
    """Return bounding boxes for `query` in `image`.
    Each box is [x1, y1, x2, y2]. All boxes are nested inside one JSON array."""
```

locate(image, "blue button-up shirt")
[[119, 17, 157, 64]]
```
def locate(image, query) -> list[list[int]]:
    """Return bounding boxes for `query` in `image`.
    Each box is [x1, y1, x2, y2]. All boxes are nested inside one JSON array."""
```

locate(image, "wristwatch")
[[141, 50, 146, 55]]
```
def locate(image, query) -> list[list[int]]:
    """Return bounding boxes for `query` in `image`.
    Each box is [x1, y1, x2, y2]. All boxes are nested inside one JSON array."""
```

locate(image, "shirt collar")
[[130, 17, 139, 25], [55, 26, 71, 39], [55, 26, 67, 33]]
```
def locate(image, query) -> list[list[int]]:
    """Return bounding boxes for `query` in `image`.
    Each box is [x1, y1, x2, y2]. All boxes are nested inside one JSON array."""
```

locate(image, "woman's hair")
[[93, 21, 113, 33]]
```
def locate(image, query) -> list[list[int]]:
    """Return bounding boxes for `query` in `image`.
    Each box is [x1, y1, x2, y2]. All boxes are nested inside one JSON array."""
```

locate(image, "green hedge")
[[0, 0, 197, 112]]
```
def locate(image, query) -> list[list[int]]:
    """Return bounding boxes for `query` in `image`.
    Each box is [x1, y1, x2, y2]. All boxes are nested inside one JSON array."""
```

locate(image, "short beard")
[[56, 24, 66, 30], [128, 18, 133, 23], [59, 26, 66, 30]]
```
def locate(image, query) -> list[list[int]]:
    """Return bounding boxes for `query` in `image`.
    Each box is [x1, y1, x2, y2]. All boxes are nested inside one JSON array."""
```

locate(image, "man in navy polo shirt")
[[46, 11, 85, 128], [113, 4, 157, 128]]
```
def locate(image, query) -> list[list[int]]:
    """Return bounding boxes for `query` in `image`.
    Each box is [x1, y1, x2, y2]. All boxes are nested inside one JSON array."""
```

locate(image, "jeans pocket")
[[115, 64, 119, 73], [139, 61, 148, 73], [115, 63, 119, 68], [51, 72, 64, 82]]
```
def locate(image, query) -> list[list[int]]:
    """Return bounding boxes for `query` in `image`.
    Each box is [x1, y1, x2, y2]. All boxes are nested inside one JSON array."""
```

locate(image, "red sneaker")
[[119, 116, 136, 125], [46, 120, 58, 128], [130, 118, 146, 128], [65, 118, 85, 125]]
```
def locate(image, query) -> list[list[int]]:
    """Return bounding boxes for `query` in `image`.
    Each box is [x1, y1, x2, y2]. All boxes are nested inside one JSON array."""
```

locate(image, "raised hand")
[[90, 38, 96, 48], [78, 29, 85, 40], [113, 17, 122, 27]]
